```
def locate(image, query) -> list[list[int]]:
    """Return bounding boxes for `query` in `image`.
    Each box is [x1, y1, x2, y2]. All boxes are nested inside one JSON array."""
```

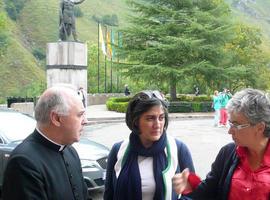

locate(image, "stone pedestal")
[[46, 42, 88, 91]]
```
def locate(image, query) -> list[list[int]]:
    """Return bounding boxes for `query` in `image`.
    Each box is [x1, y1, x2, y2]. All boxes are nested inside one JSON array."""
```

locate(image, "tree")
[[223, 22, 270, 92], [118, 0, 235, 99], [92, 14, 119, 26], [0, 12, 9, 57], [4, 0, 27, 21]]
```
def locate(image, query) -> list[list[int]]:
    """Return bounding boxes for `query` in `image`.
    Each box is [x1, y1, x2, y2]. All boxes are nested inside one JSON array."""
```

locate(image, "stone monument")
[[46, 0, 87, 94], [59, 0, 85, 41]]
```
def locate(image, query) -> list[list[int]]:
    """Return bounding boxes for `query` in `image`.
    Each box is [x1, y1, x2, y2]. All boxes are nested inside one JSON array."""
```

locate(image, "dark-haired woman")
[[104, 90, 195, 200]]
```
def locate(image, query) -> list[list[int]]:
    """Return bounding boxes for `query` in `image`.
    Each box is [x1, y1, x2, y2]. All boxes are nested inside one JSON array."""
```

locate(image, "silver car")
[[0, 108, 109, 195]]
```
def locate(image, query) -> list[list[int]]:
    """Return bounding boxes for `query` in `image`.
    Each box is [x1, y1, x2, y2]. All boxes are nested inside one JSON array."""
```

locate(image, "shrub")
[[106, 95, 213, 113], [111, 97, 131, 103], [201, 102, 213, 112], [167, 94, 212, 102], [32, 48, 46, 60], [193, 96, 212, 102], [0, 31, 9, 56], [106, 97, 130, 113], [168, 102, 193, 113], [176, 94, 211, 102], [0, 13, 9, 56], [4, 0, 27, 21], [6, 96, 35, 108], [168, 101, 213, 113], [191, 102, 201, 112], [176, 95, 194, 102]]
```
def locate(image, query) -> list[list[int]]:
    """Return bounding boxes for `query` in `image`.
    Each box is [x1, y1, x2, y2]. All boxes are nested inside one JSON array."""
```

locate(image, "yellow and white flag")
[[106, 30, 112, 59], [99, 24, 107, 56]]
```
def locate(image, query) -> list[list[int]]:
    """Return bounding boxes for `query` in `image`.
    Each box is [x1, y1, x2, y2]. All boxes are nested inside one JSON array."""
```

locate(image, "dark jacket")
[[104, 138, 195, 200], [187, 142, 239, 200], [2, 130, 88, 200]]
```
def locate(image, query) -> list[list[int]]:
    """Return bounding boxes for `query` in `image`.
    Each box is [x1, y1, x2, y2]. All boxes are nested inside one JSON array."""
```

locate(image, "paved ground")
[[83, 106, 232, 199], [86, 104, 214, 123]]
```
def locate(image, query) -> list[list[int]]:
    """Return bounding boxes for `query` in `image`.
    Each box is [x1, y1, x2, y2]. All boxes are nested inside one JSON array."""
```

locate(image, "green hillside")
[[227, 0, 270, 48], [0, 0, 270, 102], [0, 0, 128, 103], [19, 0, 128, 48], [0, 10, 45, 102]]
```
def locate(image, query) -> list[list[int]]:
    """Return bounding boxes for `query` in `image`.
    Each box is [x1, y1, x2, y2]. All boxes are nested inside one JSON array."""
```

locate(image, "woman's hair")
[[226, 88, 270, 137], [125, 90, 169, 134]]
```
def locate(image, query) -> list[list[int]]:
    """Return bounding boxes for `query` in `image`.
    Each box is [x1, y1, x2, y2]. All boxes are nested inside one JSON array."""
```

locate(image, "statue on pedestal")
[[59, 0, 85, 41]]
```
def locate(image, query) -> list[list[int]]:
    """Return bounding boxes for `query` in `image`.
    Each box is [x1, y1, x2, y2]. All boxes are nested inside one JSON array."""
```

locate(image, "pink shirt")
[[229, 142, 270, 200]]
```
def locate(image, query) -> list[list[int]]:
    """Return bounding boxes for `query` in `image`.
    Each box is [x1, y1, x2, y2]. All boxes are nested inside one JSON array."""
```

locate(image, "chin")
[[73, 137, 80, 143], [233, 139, 239, 146], [152, 135, 161, 141], [151, 131, 161, 136]]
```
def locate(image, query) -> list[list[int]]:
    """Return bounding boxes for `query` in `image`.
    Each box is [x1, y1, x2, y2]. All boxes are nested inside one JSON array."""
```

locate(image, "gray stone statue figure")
[[59, 0, 85, 41]]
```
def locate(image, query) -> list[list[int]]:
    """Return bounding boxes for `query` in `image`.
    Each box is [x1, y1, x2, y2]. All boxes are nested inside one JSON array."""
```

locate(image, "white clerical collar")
[[36, 127, 66, 151]]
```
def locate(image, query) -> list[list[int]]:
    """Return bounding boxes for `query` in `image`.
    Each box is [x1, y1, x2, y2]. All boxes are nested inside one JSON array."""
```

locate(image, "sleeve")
[[2, 155, 48, 200], [69, 146, 89, 200], [176, 139, 195, 173], [103, 142, 121, 200], [187, 144, 234, 199]]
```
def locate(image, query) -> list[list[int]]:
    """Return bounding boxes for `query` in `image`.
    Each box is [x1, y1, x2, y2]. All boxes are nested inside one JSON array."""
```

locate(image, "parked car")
[[0, 108, 109, 195]]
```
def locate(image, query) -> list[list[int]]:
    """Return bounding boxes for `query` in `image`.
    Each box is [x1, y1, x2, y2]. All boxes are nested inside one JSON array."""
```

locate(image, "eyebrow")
[[78, 110, 85, 115], [144, 113, 165, 117]]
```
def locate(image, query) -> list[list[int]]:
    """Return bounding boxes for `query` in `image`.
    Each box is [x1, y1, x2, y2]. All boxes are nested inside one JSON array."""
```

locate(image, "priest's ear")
[[50, 111, 62, 127]]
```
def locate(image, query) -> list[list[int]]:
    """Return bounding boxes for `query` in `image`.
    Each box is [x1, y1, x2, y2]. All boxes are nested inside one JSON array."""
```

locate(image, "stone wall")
[[6, 93, 127, 116], [10, 102, 34, 117], [87, 93, 126, 105]]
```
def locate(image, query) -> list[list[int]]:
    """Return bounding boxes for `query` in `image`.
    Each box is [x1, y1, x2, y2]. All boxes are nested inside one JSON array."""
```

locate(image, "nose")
[[153, 118, 161, 128], [82, 119, 89, 126], [227, 126, 234, 135], [82, 113, 88, 126]]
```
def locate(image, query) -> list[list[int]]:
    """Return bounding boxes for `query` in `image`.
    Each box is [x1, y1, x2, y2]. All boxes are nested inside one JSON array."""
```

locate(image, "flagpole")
[[117, 31, 120, 92], [104, 26, 107, 93], [110, 28, 113, 93], [97, 22, 100, 93]]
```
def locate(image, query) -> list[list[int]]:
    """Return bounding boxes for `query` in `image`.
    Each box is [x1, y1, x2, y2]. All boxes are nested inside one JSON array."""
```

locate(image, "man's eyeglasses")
[[228, 121, 251, 130]]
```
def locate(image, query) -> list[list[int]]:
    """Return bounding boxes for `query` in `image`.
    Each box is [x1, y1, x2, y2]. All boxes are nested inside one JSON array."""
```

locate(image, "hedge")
[[106, 96, 213, 113], [106, 97, 130, 113], [168, 101, 213, 113], [166, 94, 212, 102]]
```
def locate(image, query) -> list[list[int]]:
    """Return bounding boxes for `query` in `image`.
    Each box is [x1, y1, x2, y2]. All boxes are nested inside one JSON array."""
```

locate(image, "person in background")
[[2, 84, 89, 200], [104, 90, 195, 200], [78, 86, 86, 108], [212, 90, 221, 127], [173, 88, 270, 200], [194, 85, 200, 96], [124, 84, 130, 96], [219, 88, 232, 127]]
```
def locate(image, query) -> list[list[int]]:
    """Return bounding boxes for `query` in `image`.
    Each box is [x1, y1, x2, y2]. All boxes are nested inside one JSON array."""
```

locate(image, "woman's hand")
[[172, 168, 192, 194]]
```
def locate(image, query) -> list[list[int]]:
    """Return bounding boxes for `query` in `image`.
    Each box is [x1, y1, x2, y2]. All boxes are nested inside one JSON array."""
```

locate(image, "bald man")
[[2, 85, 89, 200]]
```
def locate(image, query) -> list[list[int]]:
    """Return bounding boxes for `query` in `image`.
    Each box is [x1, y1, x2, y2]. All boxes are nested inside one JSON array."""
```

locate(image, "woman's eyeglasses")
[[136, 90, 164, 100], [135, 90, 168, 104], [228, 121, 251, 130]]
